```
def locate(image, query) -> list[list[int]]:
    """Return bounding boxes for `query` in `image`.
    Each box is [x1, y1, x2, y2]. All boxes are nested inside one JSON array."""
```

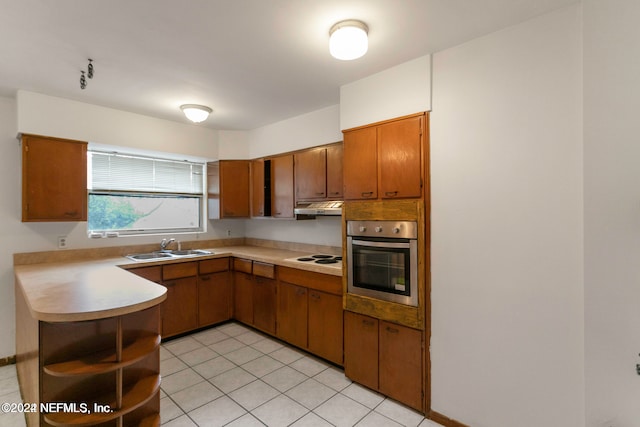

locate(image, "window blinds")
[[89, 151, 204, 194]]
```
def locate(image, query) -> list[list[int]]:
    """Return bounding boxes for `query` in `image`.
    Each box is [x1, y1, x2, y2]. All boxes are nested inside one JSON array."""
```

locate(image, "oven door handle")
[[350, 239, 412, 249]]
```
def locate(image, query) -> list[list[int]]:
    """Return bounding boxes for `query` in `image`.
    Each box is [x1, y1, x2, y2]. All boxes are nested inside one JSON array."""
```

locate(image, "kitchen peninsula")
[[13, 241, 342, 427]]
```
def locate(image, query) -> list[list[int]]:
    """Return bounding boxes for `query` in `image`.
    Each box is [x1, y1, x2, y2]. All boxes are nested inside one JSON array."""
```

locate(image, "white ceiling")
[[0, 0, 578, 130]]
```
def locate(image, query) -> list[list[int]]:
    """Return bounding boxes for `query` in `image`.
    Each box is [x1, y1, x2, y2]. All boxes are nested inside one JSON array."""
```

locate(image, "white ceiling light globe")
[[329, 20, 369, 60], [180, 104, 212, 123]]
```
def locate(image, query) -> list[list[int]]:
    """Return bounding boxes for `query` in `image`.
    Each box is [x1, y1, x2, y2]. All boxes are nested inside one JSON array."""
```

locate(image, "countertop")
[[14, 245, 343, 323]]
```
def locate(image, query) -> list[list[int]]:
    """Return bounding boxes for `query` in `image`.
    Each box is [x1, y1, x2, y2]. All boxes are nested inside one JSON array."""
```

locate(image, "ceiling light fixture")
[[180, 104, 212, 123], [329, 20, 369, 60]]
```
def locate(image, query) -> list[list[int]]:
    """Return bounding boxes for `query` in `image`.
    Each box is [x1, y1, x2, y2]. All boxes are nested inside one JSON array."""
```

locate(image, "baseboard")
[[0, 355, 16, 367], [429, 410, 470, 427]]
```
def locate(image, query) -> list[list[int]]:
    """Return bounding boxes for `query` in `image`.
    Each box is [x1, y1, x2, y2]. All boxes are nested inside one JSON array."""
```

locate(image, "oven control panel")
[[347, 220, 417, 239]]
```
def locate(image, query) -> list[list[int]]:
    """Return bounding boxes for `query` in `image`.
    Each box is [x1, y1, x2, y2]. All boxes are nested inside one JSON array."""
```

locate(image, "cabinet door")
[[271, 155, 294, 218], [162, 276, 198, 337], [379, 321, 423, 411], [308, 290, 343, 365], [220, 160, 250, 217], [233, 271, 254, 325], [326, 144, 343, 199], [343, 127, 377, 200], [344, 311, 378, 390], [277, 282, 308, 349], [295, 148, 327, 200], [22, 134, 87, 222], [378, 116, 423, 199], [251, 159, 267, 217], [253, 277, 277, 334], [198, 271, 232, 327]]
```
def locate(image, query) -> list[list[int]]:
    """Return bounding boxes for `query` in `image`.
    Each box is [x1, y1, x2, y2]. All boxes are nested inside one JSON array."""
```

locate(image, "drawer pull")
[[385, 191, 398, 197], [386, 326, 399, 334], [200, 276, 211, 281], [363, 319, 375, 326], [361, 191, 373, 197]]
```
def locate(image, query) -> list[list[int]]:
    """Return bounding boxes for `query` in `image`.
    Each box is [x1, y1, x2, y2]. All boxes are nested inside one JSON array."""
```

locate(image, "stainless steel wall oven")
[[346, 220, 418, 307]]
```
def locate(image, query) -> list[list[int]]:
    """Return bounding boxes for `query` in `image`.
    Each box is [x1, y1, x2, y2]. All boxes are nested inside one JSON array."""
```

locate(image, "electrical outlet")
[[57, 236, 68, 249], [226, 229, 232, 236], [636, 364, 640, 376]]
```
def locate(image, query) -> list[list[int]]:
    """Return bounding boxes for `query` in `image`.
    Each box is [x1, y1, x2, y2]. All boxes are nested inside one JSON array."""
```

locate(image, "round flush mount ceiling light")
[[180, 104, 212, 123], [329, 20, 369, 60]]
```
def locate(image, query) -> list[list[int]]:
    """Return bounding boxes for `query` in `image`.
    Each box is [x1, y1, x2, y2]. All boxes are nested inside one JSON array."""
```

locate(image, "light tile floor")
[[0, 322, 445, 427]]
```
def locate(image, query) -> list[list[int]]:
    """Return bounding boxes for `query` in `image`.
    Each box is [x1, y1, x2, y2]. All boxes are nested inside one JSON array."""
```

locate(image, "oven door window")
[[352, 239, 411, 296]]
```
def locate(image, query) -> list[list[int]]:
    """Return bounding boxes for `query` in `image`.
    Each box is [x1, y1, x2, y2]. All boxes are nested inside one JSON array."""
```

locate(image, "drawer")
[[253, 261, 275, 279], [128, 266, 162, 283], [278, 266, 342, 295], [199, 257, 230, 274], [233, 258, 253, 274], [163, 261, 198, 280]]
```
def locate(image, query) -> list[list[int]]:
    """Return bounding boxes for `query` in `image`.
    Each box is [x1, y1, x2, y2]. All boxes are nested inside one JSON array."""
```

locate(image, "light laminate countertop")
[[15, 245, 343, 323]]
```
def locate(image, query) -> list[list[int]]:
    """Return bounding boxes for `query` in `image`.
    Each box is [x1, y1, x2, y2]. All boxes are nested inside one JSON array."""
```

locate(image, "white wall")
[[583, 0, 640, 425], [248, 104, 342, 159], [17, 91, 219, 160], [340, 55, 431, 130], [430, 5, 583, 427]]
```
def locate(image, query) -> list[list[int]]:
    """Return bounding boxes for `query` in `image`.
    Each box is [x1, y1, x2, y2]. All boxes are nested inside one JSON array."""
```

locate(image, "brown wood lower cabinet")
[[232, 259, 277, 335], [277, 267, 343, 365], [277, 281, 308, 349], [131, 259, 344, 367], [162, 262, 198, 337], [198, 258, 232, 327], [344, 311, 424, 411], [129, 258, 233, 338]]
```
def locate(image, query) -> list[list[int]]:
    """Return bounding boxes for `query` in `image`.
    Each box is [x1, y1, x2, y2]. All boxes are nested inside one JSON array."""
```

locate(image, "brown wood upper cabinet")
[[343, 113, 425, 200], [271, 154, 294, 218], [21, 134, 88, 222], [294, 143, 343, 201], [208, 160, 250, 219]]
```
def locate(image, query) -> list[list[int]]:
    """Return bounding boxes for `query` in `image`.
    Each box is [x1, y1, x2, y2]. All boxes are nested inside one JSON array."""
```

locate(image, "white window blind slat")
[[89, 152, 204, 194]]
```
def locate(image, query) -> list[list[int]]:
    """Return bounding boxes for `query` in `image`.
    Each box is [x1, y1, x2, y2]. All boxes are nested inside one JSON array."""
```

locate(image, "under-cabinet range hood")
[[294, 201, 343, 218]]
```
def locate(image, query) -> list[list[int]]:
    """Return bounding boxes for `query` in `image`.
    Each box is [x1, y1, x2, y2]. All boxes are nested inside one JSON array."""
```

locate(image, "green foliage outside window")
[[88, 194, 158, 230]]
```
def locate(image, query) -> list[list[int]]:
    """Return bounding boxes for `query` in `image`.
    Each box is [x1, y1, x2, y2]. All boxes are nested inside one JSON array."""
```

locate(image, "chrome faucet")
[[160, 238, 176, 251]]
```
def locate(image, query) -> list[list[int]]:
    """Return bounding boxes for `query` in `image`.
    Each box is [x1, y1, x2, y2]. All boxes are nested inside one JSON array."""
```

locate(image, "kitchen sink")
[[125, 249, 212, 262]]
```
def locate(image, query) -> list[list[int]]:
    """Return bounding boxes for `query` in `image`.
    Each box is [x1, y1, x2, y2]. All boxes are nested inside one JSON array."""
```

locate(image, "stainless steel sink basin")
[[126, 252, 174, 261], [169, 249, 212, 256], [125, 249, 212, 262]]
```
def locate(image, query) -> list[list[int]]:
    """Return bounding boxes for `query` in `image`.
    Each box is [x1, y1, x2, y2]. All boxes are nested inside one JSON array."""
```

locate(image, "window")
[[88, 151, 206, 236]]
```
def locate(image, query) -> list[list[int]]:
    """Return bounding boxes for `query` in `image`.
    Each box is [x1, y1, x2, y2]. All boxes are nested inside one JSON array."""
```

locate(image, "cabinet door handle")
[[310, 292, 320, 300], [164, 281, 176, 287], [361, 191, 373, 197], [296, 288, 306, 296], [385, 191, 398, 197], [200, 276, 211, 281], [386, 326, 399, 334], [363, 319, 375, 326], [316, 192, 325, 196], [64, 211, 78, 216]]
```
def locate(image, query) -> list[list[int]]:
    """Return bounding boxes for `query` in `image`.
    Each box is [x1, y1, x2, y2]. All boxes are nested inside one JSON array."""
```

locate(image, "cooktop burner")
[[315, 258, 338, 264], [292, 254, 342, 265]]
